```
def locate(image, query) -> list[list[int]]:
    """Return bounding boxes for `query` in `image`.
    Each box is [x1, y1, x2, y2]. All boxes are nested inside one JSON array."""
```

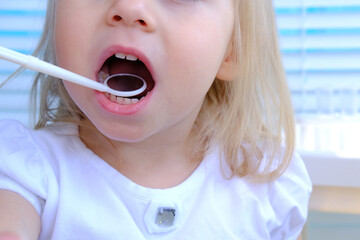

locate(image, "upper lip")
[[95, 45, 155, 83]]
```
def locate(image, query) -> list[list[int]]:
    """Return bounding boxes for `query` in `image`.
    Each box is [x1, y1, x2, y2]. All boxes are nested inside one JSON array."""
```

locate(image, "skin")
[[0, 190, 40, 240], [0, 0, 236, 238]]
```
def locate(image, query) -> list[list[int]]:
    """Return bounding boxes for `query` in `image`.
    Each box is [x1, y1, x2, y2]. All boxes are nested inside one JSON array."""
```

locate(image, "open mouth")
[[97, 53, 155, 103]]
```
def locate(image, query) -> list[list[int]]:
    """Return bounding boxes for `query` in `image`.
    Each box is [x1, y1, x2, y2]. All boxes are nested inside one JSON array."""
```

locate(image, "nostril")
[[138, 19, 146, 26], [113, 15, 122, 22], [112, 15, 146, 26]]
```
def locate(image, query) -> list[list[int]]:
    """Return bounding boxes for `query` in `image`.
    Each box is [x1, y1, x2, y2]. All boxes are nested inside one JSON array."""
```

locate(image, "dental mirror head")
[[104, 73, 147, 97]]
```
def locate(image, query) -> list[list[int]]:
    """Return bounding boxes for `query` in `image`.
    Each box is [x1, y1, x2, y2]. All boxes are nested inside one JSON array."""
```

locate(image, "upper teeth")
[[115, 53, 138, 61]]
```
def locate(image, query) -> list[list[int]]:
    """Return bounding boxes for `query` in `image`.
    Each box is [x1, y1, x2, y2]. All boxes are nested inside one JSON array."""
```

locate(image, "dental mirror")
[[0, 46, 147, 97], [104, 73, 146, 95]]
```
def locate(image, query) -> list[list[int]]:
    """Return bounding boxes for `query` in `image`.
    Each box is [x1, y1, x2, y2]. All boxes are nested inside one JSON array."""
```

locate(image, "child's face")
[[54, 0, 235, 142]]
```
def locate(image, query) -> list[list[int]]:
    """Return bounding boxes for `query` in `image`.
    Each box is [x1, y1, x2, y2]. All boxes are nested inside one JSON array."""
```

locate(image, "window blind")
[[0, 0, 45, 125], [274, 0, 360, 116]]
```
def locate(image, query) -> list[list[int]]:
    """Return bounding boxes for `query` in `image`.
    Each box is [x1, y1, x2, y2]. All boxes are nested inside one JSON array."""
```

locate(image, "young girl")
[[0, 0, 311, 239]]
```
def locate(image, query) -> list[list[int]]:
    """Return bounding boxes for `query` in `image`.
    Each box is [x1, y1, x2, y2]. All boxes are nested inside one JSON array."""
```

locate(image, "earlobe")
[[216, 43, 239, 82]]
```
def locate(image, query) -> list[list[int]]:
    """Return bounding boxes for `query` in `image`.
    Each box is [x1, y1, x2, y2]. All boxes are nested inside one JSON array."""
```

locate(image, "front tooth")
[[131, 98, 139, 104], [115, 53, 126, 59], [126, 54, 138, 61], [123, 98, 131, 105], [116, 96, 124, 104], [110, 94, 117, 102]]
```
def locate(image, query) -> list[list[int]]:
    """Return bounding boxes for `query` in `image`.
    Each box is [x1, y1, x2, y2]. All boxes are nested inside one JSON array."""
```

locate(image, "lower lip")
[[95, 91, 152, 116]]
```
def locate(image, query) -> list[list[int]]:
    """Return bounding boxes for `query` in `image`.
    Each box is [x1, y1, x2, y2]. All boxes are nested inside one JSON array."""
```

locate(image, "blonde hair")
[[30, 0, 85, 128], [197, 0, 295, 181], [30, 0, 294, 181]]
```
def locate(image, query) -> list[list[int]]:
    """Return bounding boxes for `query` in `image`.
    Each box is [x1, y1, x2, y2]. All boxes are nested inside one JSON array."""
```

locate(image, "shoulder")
[[264, 151, 312, 238], [0, 119, 31, 139], [250, 150, 312, 238], [0, 119, 36, 156], [265, 149, 312, 215], [269, 151, 312, 212], [0, 119, 80, 215], [272, 151, 312, 198], [205, 146, 312, 205], [0, 119, 78, 155], [0, 119, 48, 215], [205, 147, 311, 239]]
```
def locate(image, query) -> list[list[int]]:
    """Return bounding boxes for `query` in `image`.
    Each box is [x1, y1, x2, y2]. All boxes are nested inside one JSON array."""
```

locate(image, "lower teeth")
[[105, 93, 142, 105]]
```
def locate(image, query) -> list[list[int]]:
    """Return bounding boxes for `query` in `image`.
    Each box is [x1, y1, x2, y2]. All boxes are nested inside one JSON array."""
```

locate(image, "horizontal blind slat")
[[275, 1, 360, 115], [0, 0, 46, 124]]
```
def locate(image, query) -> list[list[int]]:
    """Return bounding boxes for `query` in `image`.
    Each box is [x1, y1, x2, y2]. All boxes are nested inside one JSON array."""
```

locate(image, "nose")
[[107, 0, 156, 32]]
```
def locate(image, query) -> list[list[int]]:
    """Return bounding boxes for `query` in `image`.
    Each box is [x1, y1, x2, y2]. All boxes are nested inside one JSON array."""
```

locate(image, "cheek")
[[54, 3, 72, 63], [62, 82, 87, 109], [165, 17, 232, 80], [54, 4, 91, 73], [165, 31, 229, 96]]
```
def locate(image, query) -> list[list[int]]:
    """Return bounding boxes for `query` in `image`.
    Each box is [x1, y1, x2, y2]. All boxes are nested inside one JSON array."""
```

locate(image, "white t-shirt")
[[0, 119, 311, 240]]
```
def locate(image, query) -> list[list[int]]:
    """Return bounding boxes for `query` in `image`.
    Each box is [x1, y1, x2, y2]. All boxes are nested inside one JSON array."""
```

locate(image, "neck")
[[80, 122, 203, 189]]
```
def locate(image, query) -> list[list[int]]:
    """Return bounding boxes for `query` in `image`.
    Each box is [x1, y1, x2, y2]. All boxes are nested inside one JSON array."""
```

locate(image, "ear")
[[216, 42, 238, 81]]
